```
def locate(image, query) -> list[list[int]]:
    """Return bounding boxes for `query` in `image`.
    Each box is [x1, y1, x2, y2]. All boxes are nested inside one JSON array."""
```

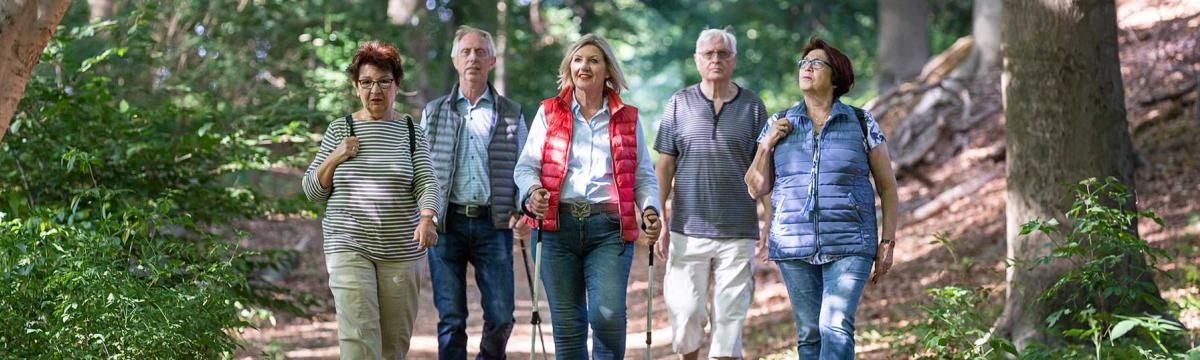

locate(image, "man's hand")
[[510, 214, 530, 242], [653, 228, 670, 262], [756, 226, 770, 262]]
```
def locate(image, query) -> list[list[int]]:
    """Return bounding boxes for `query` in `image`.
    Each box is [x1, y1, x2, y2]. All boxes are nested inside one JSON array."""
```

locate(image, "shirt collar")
[[456, 85, 493, 107], [570, 94, 611, 118]]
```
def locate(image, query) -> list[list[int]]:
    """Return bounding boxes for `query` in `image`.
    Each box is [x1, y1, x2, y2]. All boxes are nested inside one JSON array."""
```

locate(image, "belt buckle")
[[463, 205, 482, 218], [569, 203, 591, 219]]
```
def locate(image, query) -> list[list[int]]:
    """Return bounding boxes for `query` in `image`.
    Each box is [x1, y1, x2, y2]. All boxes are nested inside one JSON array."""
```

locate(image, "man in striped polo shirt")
[[419, 26, 529, 360], [653, 28, 770, 360]]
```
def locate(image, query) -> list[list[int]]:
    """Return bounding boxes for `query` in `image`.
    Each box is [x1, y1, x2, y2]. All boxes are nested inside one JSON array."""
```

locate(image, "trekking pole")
[[529, 216, 548, 360], [518, 231, 548, 360], [645, 241, 654, 360], [643, 219, 658, 360]]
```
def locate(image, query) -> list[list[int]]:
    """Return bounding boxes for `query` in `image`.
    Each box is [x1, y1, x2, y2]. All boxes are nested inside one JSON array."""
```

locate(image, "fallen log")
[[905, 168, 1002, 225]]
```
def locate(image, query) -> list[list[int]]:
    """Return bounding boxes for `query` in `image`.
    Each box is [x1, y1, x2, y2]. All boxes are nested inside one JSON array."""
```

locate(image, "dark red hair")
[[346, 40, 404, 84], [800, 37, 854, 99]]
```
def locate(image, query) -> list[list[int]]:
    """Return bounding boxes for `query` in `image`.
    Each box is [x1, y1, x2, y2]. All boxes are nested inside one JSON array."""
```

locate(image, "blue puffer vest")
[[769, 100, 878, 260]]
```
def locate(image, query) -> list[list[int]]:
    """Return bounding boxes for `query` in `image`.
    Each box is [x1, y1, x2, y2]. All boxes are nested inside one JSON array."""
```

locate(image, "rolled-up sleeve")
[[514, 106, 547, 201]]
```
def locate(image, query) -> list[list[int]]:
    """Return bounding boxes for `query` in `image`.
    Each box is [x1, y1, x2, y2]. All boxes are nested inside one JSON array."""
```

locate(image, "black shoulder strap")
[[851, 106, 867, 139], [344, 114, 355, 138], [405, 114, 415, 155], [851, 106, 870, 151]]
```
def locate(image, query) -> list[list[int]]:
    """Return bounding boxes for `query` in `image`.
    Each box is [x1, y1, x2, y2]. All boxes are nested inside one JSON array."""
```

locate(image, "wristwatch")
[[880, 238, 894, 246], [421, 213, 439, 226]]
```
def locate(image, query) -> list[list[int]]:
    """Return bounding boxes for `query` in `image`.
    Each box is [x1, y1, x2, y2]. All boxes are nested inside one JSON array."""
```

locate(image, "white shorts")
[[662, 232, 755, 358]]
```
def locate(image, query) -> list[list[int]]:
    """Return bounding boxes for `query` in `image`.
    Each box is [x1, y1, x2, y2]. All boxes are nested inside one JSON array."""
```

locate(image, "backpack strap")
[[850, 106, 869, 151], [405, 114, 415, 155], [344, 114, 355, 138]]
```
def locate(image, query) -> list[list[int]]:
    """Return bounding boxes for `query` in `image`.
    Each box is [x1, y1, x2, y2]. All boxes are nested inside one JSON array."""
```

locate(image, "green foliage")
[[0, 210, 288, 358], [1020, 177, 1191, 358], [1025, 177, 1169, 315], [892, 177, 1195, 359], [0, 3, 313, 357], [890, 286, 1017, 359]]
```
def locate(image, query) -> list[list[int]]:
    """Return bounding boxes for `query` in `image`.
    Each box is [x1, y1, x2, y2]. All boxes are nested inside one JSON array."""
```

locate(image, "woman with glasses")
[[744, 37, 899, 359], [302, 40, 441, 359], [514, 33, 662, 359]]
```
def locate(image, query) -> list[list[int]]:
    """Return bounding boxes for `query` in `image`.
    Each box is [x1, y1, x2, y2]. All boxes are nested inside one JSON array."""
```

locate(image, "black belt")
[[560, 202, 619, 219], [450, 204, 490, 218]]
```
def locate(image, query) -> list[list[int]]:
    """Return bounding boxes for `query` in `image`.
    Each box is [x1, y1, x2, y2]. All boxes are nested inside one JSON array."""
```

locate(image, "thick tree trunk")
[[877, 0, 929, 93], [0, 0, 72, 143], [996, 0, 1149, 349]]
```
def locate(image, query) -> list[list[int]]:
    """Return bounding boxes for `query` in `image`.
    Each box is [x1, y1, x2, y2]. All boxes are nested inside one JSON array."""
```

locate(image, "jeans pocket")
[[604, 210, 622, 225]]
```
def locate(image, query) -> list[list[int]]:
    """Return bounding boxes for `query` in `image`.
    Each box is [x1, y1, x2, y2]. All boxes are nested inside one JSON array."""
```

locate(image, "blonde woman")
[[513, 34, 661, 359]]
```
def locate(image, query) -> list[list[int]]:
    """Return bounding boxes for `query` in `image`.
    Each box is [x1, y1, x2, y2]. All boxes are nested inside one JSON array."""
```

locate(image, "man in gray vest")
[[653, 28, 770, 360], [420, 25, 528, 360]]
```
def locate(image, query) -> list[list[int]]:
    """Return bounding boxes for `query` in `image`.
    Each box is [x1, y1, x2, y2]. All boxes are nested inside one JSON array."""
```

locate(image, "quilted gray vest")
[[421, 83, 524, 230], [769, 100, 878, 260]]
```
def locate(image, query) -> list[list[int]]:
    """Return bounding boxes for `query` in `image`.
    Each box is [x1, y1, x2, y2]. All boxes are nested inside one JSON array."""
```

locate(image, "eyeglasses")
[[357, 78, 395, 91], [698, 50, 733, 61], [796, 58, 830, 71], [456, 48, 491, 58]]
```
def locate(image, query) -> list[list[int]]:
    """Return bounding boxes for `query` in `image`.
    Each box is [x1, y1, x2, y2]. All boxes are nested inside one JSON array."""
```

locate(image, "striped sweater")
[[302, 115, 442, 261]]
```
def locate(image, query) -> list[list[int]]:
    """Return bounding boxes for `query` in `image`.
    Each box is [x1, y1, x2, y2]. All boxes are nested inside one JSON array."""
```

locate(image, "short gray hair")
[[695, 28, 737, 56], [451, 25, 496, 57]]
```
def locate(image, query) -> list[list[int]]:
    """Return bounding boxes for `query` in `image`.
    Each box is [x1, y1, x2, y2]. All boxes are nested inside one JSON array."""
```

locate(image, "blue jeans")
[[428, 211, 515, 360], [532, 210, 634, 360], [777, 256, 874, 360]]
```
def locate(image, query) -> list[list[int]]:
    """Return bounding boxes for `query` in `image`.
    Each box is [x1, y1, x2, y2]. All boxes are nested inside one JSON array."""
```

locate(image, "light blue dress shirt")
[[449, 87, 494, 205], [514, 95, 660, 213]]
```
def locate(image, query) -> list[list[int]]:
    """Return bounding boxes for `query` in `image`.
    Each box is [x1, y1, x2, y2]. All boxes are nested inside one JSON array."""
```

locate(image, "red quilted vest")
[[525, 86, 640, 241]]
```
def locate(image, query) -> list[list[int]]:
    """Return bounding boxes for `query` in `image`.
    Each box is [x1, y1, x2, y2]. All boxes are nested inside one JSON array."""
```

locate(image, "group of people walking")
[[303, 25, 899, 360]]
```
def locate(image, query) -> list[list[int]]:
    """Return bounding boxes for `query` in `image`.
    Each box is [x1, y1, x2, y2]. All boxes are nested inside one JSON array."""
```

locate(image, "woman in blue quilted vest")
[[744, 37, 900, 359]]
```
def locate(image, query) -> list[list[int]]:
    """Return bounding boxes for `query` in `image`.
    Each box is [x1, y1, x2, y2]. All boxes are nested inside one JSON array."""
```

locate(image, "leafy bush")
[[891, 177, 1198, 359], [1025, 177, 1191, 358], [0, 210, 274, 358], [0, 4, 313, 358], [890, 286, 1016, 359]]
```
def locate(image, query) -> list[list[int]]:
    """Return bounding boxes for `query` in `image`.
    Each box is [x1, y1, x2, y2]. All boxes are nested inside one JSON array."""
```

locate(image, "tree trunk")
[[494, 0, 508, 95], [996, 0, 1149, 349], [877, 0, 929, 93], [952, 0, 1001, 78], [387, 0, 418, 25], [0, 0, 72, 143], [87, 0, 114, 20], [564, 0, 589, 33], [970, 0, 1000, 76]]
